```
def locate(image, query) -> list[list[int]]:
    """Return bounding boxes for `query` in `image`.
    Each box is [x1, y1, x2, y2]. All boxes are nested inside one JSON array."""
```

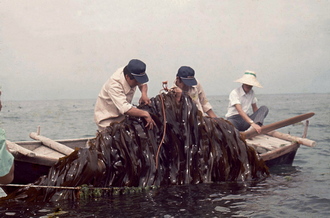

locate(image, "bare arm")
[[125, 107, 156, 129], [234, 104, 262, 133], [172, 86, 183, 103], [0, 145, 14, 184], [206, 109, 217, 118], [138, 84, 151, 105], [0, 164, 14, 184]]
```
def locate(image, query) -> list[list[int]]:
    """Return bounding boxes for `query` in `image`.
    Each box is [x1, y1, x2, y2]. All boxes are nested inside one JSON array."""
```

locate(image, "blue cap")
[[126, 59, 148, 84], [177, 66, 197, 86]]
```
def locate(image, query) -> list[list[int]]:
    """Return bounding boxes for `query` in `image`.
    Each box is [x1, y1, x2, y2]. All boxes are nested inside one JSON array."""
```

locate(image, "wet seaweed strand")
[[0, 92, 269, 203]]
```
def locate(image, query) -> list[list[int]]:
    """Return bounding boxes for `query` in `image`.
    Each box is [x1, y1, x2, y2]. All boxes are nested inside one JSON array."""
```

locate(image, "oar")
[[242, 112, 315, 140]]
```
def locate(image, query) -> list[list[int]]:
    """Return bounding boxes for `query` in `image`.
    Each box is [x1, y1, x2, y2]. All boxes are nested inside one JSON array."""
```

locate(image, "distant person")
[[94, 59, 156, 131], [0, 90, 14, 184], [225, 71, 268, 133], [172, 66, 217, 118]]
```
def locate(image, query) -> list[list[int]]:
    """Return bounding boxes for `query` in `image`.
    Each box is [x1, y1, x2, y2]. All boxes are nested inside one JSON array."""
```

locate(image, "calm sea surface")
[[0, 93, 329, 217]]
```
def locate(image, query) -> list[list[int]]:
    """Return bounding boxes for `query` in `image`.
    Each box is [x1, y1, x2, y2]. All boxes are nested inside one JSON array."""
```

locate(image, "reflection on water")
[[1, 182, 271, 217]]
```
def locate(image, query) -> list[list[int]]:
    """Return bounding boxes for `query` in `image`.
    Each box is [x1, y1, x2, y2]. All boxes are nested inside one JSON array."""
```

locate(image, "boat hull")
[[263, 145, 299, 168], [2, 160, 51, 194], [2, 133, 305, 195]]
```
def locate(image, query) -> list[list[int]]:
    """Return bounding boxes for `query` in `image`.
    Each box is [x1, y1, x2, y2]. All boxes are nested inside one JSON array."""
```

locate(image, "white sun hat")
[[234, 70, 263, 88]]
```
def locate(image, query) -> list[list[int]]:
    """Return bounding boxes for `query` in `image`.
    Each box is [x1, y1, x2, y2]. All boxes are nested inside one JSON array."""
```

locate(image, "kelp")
[[1, 92, 269, 203]]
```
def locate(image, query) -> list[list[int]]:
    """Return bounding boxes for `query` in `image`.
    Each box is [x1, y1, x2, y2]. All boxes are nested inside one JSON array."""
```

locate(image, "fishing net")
[[1, 92, 269, 202]]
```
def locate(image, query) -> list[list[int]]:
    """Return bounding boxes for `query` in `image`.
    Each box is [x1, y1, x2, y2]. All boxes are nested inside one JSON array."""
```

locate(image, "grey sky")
[[1, 0, 329, 101]]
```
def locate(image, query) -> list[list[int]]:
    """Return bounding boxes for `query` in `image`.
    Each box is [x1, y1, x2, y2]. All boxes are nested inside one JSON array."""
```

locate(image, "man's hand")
[[138, 84, 151, 105], [144, 113, 156, 129], [251, 123, 262, 134], [139, 95, 151, 105], [172, 87, 183, 103]]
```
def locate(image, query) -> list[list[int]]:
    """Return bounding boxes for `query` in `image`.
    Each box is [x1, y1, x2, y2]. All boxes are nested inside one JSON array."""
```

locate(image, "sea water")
[[0, 93, 329, 217]]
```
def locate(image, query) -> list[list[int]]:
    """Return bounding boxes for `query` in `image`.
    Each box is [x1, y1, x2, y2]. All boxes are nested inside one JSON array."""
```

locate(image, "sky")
[[0, 0, 329, 101]]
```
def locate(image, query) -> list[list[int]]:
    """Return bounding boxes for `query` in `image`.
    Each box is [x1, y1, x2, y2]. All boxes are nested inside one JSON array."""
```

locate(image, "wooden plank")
[[266, 130, 316, 147], [6, 140, 58, 166], [30, 132, 74, 155], [32, 146, 65, 159], [246, 134, 290, 150]]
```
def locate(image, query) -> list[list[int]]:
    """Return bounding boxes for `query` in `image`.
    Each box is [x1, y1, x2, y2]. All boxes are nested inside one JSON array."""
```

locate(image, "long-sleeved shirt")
[[94, 67, 136, 130]]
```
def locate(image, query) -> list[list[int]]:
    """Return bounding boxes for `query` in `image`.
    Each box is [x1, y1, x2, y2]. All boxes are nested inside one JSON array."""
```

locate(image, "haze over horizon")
[[1, 0, 329, 101]]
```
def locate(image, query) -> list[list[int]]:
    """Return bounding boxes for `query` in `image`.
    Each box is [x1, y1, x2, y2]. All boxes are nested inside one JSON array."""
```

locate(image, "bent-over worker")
[[173, 66, 217, 118], [94, 59, 156, 131]]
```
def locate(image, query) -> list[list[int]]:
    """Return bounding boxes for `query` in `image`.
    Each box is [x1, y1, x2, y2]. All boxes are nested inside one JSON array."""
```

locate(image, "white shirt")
[[225, 86, 257, 118], [94, 67, 136, 129]]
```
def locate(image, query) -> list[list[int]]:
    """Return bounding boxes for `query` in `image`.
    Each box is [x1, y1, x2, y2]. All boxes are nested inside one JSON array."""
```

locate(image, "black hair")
[[176, 76, 183, 83], [124, 66, 135, 80]]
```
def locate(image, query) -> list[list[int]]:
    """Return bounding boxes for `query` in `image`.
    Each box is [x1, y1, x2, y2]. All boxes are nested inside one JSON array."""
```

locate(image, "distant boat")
[[2, 113, 316, 195]]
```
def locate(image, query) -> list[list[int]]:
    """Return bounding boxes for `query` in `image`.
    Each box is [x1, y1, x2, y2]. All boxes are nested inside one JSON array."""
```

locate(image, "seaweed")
[[1, 92, 269, 203]]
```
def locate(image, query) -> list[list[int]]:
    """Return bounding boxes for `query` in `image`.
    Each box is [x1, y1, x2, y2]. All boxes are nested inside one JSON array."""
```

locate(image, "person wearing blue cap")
[[94, 59, 156, 131], [172, 66, 217, 118], [0, 90, 14, 184]]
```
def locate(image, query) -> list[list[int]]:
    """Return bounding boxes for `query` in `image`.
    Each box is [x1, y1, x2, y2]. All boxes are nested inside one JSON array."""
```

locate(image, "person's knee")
[[259, 106, 269, 115], [259, 105, 268, 111]]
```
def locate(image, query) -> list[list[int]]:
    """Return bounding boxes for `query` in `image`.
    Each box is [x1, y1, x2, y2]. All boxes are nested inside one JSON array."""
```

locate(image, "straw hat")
[[234, 70, 263, 88]]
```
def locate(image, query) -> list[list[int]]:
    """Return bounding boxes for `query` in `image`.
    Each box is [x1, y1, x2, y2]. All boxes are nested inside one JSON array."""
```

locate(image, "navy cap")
[[177, 66, 197, 86], [126, 59, 148, 84]]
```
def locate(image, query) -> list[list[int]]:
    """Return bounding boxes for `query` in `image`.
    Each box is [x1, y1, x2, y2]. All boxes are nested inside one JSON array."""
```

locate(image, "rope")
[[0, 183, 158, 192], [155, 82, 168, 169], [0, 183, 80, 190]]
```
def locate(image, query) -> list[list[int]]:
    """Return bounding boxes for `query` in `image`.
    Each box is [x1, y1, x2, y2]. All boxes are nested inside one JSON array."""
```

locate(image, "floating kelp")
[[1, 92, 269, 203]]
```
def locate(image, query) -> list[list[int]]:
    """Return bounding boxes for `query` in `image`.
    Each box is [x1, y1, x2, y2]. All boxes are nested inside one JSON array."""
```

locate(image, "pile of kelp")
[[1, 92, 269, 203]]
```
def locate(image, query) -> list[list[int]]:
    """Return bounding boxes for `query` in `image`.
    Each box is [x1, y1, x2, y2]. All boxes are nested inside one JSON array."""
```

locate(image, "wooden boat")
[[2, 114, 316, 195], [246, 129, 315, 168], [3, 134, 93, 194], [242, 113, 316, 168]]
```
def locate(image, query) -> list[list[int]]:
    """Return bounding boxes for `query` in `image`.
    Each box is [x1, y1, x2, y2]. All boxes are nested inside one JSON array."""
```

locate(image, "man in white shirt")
[[225, 71, 268, 133], [94, 59, 156, 131]]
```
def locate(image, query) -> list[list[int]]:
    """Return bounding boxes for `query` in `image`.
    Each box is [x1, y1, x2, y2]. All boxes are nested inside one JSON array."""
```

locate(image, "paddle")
[[241, 112, 315, 140]]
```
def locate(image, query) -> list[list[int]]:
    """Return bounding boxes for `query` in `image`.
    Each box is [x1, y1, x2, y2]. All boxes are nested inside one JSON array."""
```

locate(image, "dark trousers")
[[227, 105, 269, 131]]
